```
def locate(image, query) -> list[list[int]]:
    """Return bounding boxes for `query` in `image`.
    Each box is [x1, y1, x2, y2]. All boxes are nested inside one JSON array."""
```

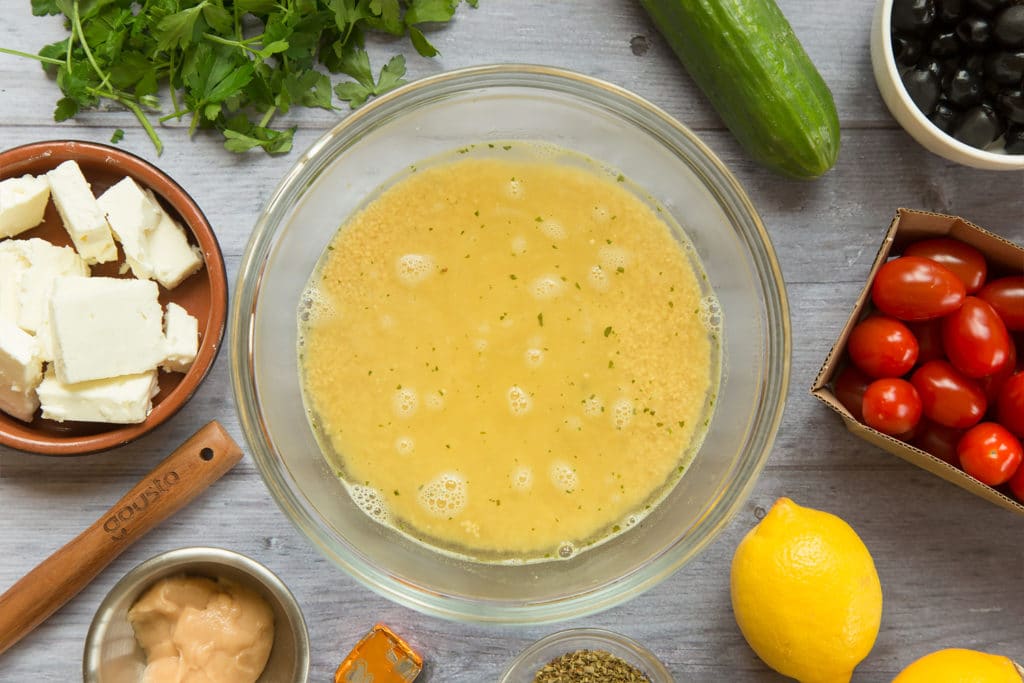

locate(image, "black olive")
[[954, 104, 1005, 147], [947, 68, 986, 106], [938, 0, 965, 24], [930, 30, 963, 55], [894, 0, 937, 35], [984, 77, 1004, 97], [1006, 124, 1024, 153], [963, 52, 986, 74], [997, 88, 1024, 123], [957, 17, 993, 49], [902, 66, 943, 114], [966, 0, 1007, 13], [985, 50, 1024, 84], [994, 6, 1024, 47], [929, 99, 964, 133], [920, 57, 946, 79], [893, 34, 925, 65]]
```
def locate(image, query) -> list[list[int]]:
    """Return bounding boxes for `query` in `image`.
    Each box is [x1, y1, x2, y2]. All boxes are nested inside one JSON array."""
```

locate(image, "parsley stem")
[[71, 0, 112, 91], [0, 47, 63, 66], [259, 106, 276, 128], [85, 86, 164, 155]]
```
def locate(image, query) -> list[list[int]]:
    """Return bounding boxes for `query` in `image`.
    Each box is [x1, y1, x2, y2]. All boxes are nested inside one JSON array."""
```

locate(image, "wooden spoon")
[[0, 420, 243, 656]]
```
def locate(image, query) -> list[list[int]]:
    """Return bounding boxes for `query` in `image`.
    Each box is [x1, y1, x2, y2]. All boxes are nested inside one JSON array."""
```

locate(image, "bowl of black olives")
[[871, 0, 1024, 169]]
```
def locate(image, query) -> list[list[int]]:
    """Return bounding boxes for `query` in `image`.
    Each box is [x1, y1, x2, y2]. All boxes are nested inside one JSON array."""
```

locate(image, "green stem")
[[258, 105, 276, 128], [168, 52, 182, 120], [159, 109, 190, 123], [0, 47, 63, 66], [70, 0, 112, 90], [85, 86, 163, 155]]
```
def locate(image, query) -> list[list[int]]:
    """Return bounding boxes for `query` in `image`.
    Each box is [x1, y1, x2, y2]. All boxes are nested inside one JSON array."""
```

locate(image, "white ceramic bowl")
[[870, 0, 1024, 170]]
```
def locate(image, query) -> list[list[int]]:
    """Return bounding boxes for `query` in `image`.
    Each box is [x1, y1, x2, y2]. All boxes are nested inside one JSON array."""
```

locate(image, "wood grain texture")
[[2, 1, 1024, 681]]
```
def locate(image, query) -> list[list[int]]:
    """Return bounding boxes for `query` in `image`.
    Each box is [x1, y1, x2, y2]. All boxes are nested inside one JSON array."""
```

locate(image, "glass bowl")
[[500, 628, 673, 682], [231, 64, 790, 624]]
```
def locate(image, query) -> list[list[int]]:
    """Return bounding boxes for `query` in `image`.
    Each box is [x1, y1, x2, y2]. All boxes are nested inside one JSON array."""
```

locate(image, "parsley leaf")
[[333, 52, 406, 107]]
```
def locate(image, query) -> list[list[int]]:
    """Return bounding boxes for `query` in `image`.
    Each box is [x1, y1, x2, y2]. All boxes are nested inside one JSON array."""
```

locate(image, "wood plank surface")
[[2, 1, 1023, 681]]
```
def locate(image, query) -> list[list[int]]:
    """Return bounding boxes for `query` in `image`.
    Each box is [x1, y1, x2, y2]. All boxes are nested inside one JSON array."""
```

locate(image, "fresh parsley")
[[3, 0, 478, 154]]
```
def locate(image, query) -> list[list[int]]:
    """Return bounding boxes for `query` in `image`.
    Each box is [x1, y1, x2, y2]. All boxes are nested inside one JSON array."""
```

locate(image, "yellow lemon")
[[730, 497, 882, 683], [892, 648, 1023, 683]]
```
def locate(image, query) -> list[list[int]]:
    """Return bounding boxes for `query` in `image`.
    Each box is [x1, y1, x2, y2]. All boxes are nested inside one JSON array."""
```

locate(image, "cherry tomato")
[[833, 365, 872, 423], [911, 419, 964, 465], [957, 422, 1023, 486], [910, 360, 987, 429], [871, 256, 966, 321], [903, 238, 988, 293], [862, 378, 922, 435], [979, 340, 1017, 406], [1009, 460, 1024, 503], [997, 372, 1024, 439], [906, 319, 945, 365], [978, 276, 1024, 331], [847, 316, 919, 378], [942, 296, 1013, 378]]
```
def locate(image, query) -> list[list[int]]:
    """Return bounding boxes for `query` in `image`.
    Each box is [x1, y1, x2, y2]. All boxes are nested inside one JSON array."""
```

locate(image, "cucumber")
[[639, 0, 840, 179]]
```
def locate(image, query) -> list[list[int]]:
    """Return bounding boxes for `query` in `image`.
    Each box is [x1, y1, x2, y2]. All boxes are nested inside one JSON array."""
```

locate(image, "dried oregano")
[[533, 648, 652, 682]]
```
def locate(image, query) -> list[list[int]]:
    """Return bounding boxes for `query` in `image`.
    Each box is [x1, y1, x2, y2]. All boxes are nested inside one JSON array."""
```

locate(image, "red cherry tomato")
[[847, 316, 919, 378], [997, 372, 1024, 439], [957, 422, 1023, 485], [978, 276, 1024, 331], [862, 378, 922, 435], [979, 340, 1017, 406], [911, 419, 964, 465], [833, 365, 872, 422], [1009, 460, 1024, 503], [942, 297, 1013, 378], [906, 319, 945, 365], [910, 360, 987, 429], [903, 238, 987, 293], [871, 256, 966, 321]]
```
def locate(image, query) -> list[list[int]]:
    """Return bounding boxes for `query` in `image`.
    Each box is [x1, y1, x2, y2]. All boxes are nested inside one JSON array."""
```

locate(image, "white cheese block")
[[161, 303, 198, 373], [10, 238, 90, 337], [46, 160, 117, 264], [0, 248, 29, 325], [50, 276, 165, 384], [0, 317, 43, 422], [0, 174, 50, 238], [97, 177, 161, 280], [142, 189, 204, 289], [37, 367, 158, 424]]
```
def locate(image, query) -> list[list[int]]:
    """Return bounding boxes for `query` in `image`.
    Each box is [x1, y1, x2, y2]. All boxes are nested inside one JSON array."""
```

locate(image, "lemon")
[[730, 497, 883, 683], [892, 648, 1023, 683]]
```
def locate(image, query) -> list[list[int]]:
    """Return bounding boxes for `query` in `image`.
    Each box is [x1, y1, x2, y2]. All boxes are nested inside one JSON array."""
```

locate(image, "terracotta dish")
[[0, 140, 226, 455]]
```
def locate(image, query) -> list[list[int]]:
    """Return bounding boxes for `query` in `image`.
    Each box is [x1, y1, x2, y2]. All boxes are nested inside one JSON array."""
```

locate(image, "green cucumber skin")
[[639, 0, 840, 179]]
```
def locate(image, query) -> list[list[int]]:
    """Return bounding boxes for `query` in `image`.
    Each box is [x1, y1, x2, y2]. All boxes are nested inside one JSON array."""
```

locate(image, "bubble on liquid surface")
[[564, 416, 583, 431], [511, 236, 528, 255], [300, 289, 335, 322], [507, 178, 524, 199], [424, 392, 445, 411], [418, 471, 468, 517], [582, 395, 603, 417], [599, 245, 631, 271], [557, 542, 576, 559], [396, 254, 434, 285], [395, 436, 415, 456], [538, 219, 566, 241], [591, 205, 610, 222], [587, 264, 609, 291], [524, 348, 544, 368], [510, 465, 533, 492], [393, 387, 419, 418], [531, 275, 564, 301], [698, 295, 722, 332], [349, 485, 391, 524], [611, 398, 634, 430], [550, 460, 578, 491], [474, 338, 489, 352], [507, 385, 533, 416]]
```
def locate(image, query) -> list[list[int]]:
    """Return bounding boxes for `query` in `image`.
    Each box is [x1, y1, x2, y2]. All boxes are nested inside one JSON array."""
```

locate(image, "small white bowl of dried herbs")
[[500, 628, 674, 683]]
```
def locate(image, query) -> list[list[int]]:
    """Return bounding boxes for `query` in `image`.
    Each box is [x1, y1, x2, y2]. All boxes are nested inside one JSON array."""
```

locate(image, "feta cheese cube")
[[9, 238, 89, 336], [0, 317, 43, 422], [46, 160, 117, 264], [50, 276, 165, 384], [142, 190, 204, 289], [0, 174, 50, 238], [37, 367, 158, 424], [162, 302, 198, 373], [97, 177, 161, 280], [0, 248, 29, 325]]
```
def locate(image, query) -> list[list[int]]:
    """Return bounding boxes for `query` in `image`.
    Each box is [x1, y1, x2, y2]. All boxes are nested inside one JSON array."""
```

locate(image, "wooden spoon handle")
[[0, 420, 243, 657]]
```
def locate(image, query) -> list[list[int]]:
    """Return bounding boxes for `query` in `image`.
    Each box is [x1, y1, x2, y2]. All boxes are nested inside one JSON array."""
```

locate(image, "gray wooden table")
[[2, 2, 1023, 681]]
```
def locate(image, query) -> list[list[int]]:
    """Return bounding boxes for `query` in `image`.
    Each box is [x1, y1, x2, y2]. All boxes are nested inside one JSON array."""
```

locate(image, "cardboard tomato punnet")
[[812, 208, 1024, 515]]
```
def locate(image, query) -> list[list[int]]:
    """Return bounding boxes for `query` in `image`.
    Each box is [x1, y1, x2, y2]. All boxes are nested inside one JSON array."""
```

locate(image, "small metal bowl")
[[83, 547, 309, 683], [500, 628, 674, 682]]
